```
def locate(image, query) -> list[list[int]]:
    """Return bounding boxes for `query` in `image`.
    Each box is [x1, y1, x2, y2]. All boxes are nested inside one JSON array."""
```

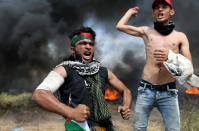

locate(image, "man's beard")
[[73, 51, 82, 62]]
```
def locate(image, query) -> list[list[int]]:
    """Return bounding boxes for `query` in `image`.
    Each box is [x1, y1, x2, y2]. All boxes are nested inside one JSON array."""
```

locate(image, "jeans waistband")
[[140, 79, 176, 91]]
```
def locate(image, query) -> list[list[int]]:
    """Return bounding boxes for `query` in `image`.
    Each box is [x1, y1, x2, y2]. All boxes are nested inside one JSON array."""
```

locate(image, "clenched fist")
[[118, 105, 131, 120], [129, 6, 139, 17], [71, 104, 90, 123]]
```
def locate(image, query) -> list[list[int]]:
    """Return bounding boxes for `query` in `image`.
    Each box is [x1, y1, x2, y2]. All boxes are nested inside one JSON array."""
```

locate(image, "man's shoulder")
[[141, 26, 152, 31], [99, 66, 108, 76], [53, 66, 67, 78], [173, 30, 186, 36], [99, 66, 108, 72], [171, 30, 188, 41], [141, 26, 156, 34]]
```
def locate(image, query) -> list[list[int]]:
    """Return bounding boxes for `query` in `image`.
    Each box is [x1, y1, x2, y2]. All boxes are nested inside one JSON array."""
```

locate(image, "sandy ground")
[[0, 102, 165, 131], [109, 103, 164, 131]]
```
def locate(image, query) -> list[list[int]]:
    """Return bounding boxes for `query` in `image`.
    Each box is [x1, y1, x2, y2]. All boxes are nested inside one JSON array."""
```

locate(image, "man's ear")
[[71, 47, 75, 54], [170, 9, 175, 16], [152, 11, 155, 18]]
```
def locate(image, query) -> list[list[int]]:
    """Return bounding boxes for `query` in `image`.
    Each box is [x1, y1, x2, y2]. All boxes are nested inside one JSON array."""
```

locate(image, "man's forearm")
[[32, 89, 73, 118], [122, 89, 132, 108], [116, 9, 134, 30]]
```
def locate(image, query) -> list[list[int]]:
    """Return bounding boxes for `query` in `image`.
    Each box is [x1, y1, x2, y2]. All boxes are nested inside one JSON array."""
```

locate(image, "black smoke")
[[113, 50, 145, 100], [0, 0, 198, 95], [174, 0, 199, 68], [0, 0, 139, 93]]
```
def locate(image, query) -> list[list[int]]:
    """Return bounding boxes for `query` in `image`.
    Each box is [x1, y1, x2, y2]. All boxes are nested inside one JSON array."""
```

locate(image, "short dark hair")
[[69, 26, 96, 40]]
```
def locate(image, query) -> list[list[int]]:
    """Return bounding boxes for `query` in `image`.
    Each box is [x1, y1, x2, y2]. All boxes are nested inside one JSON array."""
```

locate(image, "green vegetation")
[[0, 92, 34, 115], [180, 95, 199, 131]]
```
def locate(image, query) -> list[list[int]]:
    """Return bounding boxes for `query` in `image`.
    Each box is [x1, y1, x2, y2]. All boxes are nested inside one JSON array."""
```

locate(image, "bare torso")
[[142, 27, 181, 84], [116, 6, 191, 85]]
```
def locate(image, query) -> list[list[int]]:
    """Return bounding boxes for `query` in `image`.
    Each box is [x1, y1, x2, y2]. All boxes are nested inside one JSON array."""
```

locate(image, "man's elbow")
[[32, 89, 46, 102], [32, 90, 39, 102], [125, 88, 132, 97], [116, 23, 124, 31]]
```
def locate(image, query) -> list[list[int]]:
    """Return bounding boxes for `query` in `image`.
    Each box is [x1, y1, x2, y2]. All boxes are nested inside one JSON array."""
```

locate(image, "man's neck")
[[154, 21, 175, 35]]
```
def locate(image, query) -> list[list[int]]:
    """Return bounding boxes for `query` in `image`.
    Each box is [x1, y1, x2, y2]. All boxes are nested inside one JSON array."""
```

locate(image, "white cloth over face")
[[163, 50, 199, 89]]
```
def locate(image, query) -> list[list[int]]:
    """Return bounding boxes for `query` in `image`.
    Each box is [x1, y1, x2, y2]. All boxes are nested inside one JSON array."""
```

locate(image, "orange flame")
[[104, 88, 120, 100], [186, 87, 199, 95]]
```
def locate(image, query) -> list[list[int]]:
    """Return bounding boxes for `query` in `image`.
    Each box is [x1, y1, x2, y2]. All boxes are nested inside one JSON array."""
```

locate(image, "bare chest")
[[146, 31, 181, 53]]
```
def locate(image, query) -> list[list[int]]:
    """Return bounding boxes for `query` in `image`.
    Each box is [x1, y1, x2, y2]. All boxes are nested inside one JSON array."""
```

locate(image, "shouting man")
[[32, 27, 132, 131], [116, 0, 193, 130]]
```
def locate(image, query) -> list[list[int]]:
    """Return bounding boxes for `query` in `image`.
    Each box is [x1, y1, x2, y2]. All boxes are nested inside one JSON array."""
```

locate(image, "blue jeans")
[[133, 82, 180, 131]]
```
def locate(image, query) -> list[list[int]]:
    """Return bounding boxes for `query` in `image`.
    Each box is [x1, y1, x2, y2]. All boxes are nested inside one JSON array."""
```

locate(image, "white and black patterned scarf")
[[56, 60, 100, 76]]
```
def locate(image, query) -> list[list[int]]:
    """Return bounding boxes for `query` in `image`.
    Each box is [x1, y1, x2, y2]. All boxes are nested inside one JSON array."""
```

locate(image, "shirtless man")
[[116, 0, 192, 130]]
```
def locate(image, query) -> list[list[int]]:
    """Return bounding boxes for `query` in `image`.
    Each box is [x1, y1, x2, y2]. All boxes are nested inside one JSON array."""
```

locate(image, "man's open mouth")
[[82, 52, 93, 62], [84, 52, 91, 56], [158, 13, 164, 18]]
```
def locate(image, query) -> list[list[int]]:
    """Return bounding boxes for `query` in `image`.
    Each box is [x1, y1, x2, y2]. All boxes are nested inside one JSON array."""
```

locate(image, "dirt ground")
[[0, 102, 164, 131]]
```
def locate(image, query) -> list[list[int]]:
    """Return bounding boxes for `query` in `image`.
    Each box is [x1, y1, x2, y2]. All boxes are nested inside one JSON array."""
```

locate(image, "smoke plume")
[[0, 0, 198, 96]]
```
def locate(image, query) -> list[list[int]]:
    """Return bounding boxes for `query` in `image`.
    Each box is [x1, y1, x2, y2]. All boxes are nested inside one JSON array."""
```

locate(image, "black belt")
[[139, 82, 176, 91]]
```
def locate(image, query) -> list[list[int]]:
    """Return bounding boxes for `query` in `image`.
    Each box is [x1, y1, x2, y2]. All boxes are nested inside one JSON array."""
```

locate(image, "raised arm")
[[107, 69, 132, 120], [32, 66, 90, 122], [116, 6, 145, 37]]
